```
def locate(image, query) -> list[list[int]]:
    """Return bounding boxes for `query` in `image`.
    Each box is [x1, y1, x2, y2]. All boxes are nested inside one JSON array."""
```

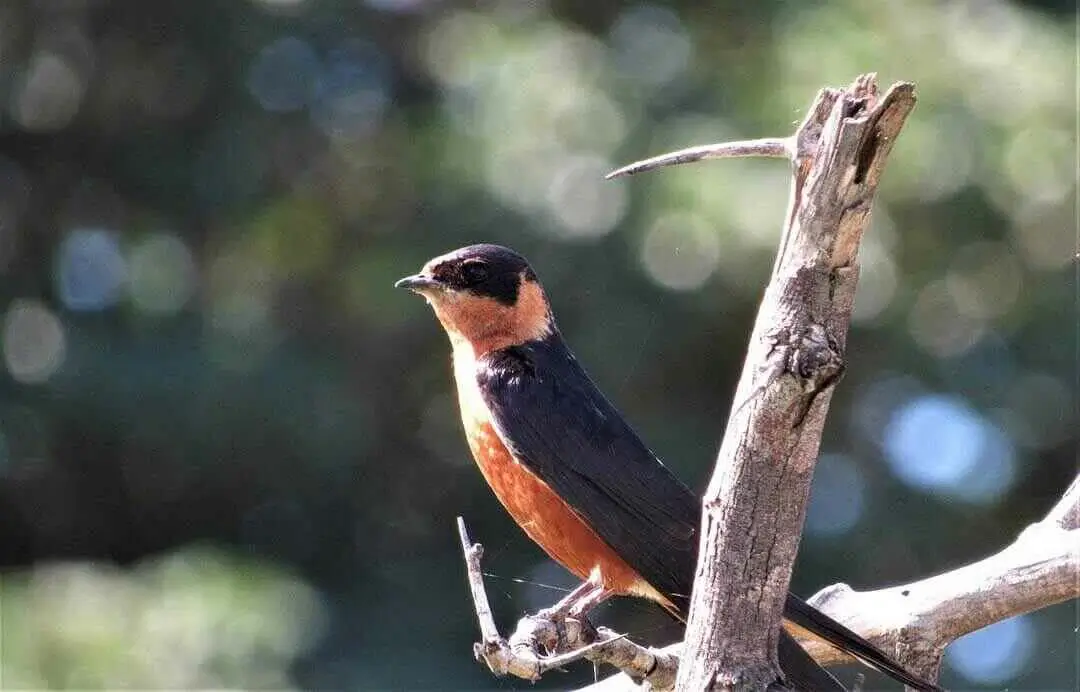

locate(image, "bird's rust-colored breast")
[[453, 349, 662, 601]]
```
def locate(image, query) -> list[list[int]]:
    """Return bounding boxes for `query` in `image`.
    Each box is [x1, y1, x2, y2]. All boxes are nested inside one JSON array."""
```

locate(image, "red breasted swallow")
[[397, 244, 939, 691]]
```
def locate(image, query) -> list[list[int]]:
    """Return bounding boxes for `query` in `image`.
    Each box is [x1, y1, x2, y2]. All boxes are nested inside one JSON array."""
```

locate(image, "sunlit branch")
[[797, 473, 1080, 678], [457, 517, 678, 687], [605, 137, 792, 179], [575, 471, 1080, 691]]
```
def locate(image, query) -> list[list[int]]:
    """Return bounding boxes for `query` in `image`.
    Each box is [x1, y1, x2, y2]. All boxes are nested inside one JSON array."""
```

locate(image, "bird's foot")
[[538, 571, 609, 620]]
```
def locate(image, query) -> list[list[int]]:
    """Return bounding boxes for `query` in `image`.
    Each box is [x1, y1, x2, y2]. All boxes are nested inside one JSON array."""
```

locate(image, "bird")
[[396, 243, 940, 692]]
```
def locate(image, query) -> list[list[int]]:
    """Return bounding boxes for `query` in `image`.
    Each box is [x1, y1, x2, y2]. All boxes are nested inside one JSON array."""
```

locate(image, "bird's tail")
[[660, 591, 937, 691], [784, 594, 943, 692], [778, 629, 848, 692]]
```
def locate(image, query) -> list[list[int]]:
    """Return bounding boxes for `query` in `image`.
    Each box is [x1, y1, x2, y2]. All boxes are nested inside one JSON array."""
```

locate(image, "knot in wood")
[[512, 614, 559, 654], [787, 322, 844, 393]]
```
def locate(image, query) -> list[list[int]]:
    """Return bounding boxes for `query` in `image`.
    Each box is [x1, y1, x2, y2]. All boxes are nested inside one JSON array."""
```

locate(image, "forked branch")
[[454, 73, 1074, 692], [576, 470, 1080, 691], [457, 517, 679, 688], [672, 74, 916, 691], [797, 471, 1080, 679]]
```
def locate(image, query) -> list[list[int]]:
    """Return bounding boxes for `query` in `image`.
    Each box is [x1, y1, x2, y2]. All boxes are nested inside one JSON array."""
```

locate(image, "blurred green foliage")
[[0, 0, 1075, 689], [0, 547, 322, 689]]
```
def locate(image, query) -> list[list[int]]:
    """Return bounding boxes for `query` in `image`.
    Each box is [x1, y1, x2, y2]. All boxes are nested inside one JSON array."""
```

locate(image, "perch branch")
[[576, 472, 1080, 691], [798, 473, 1080, 678], [659, 74, 916, 690], [605, 138, 791, 179], [458, 73, 1072, 692], [457, 517, 679, 688]]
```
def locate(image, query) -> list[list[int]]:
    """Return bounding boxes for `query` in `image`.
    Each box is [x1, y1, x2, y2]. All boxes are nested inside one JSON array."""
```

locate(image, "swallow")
[[397, 244, 940, 692]]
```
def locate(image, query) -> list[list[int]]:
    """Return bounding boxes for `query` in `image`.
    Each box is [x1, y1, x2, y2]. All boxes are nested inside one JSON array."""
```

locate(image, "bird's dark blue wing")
[[475, 335, 699, 606], [476, 336, 942, 692]]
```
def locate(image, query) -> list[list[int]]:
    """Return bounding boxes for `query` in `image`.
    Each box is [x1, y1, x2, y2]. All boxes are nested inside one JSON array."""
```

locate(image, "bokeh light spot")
[[18, 548, 326, 689], [247, 37, 319, 112], [204, 251, 280, 370], [947, 615, 1035, 685], [3, 299, 66, 384], [908, 279, 985, 357], [883, 394, 1016, 503], [945, 241, 1022, 321], [850, 374, 924, 449], [310, 40, 390, 139], [484, 137, 567, 213], [806, 454, 867, 537], [888, 114, 976, 202], [609, 5, 692, 90], [128, 232, 198, 316], [545, 156, 626, 238], [55, 228, 127, 312], [1009, 201, 1075, 271], [1003, 127, 1074, 205], [640, 212, 721, 291], [420, 11, 500, 91], [11, 51, 86, 132]]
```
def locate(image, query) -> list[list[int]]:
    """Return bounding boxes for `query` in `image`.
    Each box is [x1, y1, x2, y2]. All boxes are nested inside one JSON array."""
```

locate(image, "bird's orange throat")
[[427, 279, 552, 357]]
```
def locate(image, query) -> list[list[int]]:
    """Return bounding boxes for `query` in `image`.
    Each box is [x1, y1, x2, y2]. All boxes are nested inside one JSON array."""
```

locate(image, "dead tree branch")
[[606, 138, 791, 179], [797, 472, 1080, 679], [456, 74, 919, 691], [457, 517, 680, 688], [456, 73, 1074, 691], [575, 470, 1080, 692], [660, 74, 915, 691]]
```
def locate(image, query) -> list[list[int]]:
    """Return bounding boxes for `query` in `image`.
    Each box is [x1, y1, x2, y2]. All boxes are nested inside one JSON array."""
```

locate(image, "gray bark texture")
[[673, 74, 916, 692], [461, 74, 1078, 692]]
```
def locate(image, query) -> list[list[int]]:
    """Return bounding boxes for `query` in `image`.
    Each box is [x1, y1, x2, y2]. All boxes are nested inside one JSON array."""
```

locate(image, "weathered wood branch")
[[798, 471, 1080, 679], [606, 138, 791, 179], [668, 74, 915, 691], [456, 73, 1073, 692], [457, 517, 680, 688], [575, 471, 1080, 691]]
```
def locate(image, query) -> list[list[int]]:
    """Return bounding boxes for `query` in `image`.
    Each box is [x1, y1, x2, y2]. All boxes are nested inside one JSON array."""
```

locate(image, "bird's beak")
[[395, 274, 442, 292]]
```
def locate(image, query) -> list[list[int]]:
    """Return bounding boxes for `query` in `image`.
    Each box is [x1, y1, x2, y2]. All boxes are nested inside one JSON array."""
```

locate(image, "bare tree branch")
[[574, 471, 1080, 691], [672, 74, 916, 691], [457, 517, 680, 687], [455, 73, 1075, 692], [797, 477, 1080, 679], [605, 138, 791, 179]]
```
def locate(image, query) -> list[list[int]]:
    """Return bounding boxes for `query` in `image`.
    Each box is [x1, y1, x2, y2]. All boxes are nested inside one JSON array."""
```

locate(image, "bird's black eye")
[[460, 260, 489, 286]]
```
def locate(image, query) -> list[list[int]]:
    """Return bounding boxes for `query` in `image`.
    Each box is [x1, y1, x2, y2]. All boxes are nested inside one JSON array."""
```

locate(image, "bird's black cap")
[[396, 244, 537, 306]]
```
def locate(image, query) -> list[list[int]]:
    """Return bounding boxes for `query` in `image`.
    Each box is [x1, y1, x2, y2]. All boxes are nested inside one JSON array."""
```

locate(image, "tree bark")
[[573, 480, 1080, 691], [797, 472, 1080, 682], [460, 74, 1076, 692], [666, 75, 917, 691]]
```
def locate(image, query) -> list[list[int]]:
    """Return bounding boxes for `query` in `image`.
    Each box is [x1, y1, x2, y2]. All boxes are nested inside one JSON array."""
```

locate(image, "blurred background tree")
[[0, 0, 1075, 689]]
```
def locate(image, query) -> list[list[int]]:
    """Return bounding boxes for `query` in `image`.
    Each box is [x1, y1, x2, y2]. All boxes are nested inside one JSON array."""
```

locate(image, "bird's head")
[[396, 244, 553, 355]]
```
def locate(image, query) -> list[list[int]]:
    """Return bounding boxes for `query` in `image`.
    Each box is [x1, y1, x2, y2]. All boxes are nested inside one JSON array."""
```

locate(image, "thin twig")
[[457, 517, 681, 688], [457, 517, 500, 644], [605, 137, 792, 179], [576, 473, 1080, 690], [800, 524, 1080, 679]]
